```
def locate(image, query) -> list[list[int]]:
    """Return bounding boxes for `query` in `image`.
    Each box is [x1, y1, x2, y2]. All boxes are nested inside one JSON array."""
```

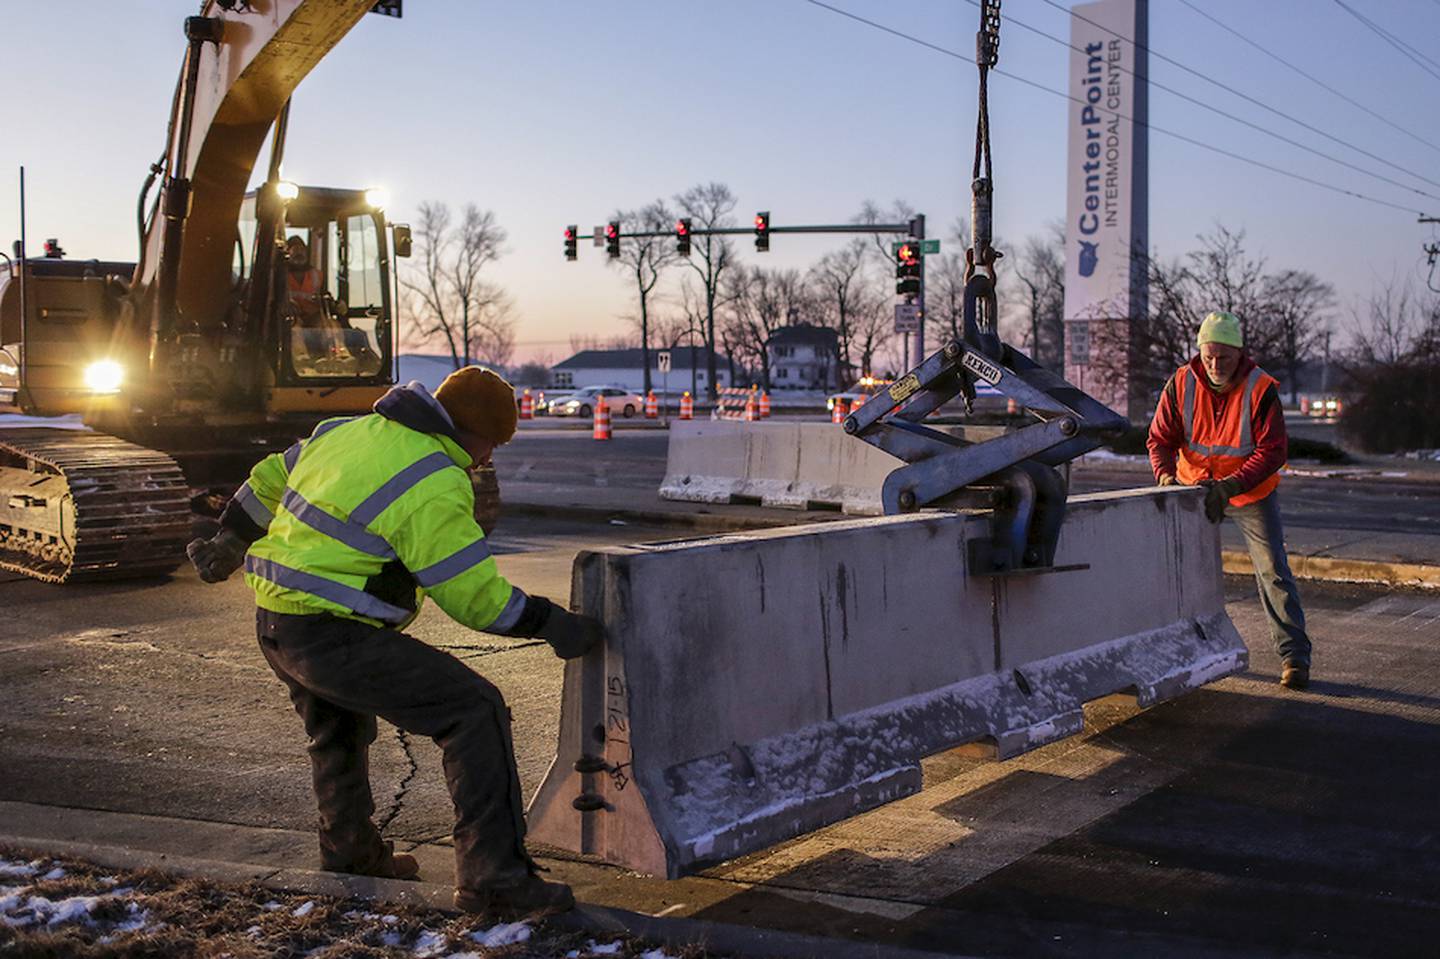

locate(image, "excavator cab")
[[236, 185, 395, 387]]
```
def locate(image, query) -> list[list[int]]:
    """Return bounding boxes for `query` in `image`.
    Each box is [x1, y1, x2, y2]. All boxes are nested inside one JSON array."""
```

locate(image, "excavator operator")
[[285, 235, 324, 321], [186, 366, 603, 917]]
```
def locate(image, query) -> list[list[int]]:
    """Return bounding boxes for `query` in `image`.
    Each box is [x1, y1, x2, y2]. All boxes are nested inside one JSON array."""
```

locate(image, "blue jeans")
[[1226, 492, 1311, 666]]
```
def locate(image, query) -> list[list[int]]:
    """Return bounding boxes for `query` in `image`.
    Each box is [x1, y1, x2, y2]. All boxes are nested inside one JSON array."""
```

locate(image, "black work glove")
[[537, 607, 605, 660], [186, 528, 248, 583], [1198, 479, 1242, 524]]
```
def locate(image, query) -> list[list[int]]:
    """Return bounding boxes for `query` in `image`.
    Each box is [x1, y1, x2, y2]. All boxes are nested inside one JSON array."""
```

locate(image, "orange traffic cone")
[[519, 389, 534, 420], [679, 391, 693, 420], [832, 397, 848, 423], [759, 391, 771, 418], [592, 397, 611, 440], [744, 393, 758, 422], [645, 390, 658, 419]]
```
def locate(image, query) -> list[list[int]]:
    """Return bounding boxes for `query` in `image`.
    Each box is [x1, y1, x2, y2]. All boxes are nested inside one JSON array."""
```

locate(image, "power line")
[[1174, 0, 1440, 159], [1026, 0, 1440, 198], [796, 0, 1425, 216], [1332, 0, 1440, 83]]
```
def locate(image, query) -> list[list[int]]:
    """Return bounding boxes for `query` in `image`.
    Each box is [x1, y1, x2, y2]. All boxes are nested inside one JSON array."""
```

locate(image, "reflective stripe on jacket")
[[1174, 363, 1281, 507], [235, 410, 524, 632]]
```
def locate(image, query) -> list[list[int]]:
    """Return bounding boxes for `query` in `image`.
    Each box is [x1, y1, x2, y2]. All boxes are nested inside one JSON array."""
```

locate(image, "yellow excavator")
[[0, 1, 438, 584]]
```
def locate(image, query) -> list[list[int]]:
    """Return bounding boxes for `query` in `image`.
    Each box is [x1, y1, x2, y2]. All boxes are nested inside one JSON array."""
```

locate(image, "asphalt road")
[[496, 427, 1440, 544], [2, 513, 1437, 957]]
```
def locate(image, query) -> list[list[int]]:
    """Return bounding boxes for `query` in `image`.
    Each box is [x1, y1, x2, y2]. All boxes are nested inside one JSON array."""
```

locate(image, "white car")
[[553, 385, 644, 418]]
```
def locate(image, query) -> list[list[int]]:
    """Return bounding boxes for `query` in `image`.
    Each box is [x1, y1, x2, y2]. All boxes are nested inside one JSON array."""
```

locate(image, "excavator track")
[[0, 429, 192, 584]]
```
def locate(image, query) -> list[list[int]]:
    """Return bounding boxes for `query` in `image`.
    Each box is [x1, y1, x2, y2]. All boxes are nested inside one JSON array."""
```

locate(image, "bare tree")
[[1264, 269, 1335, 402], [809, 239, 873, 381], [402, 201, 514, 370], [675, 182, 738, 399], [1341, 279, 1440, 452], [1091, 226, 1326, 402], [721, 265, 812, 388], [1010, 225, 1067, 371], [610, 200, 677, 394]]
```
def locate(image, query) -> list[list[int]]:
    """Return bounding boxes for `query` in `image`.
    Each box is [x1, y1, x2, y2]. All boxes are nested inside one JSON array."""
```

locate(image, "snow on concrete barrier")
[[659, 419, 898, 514], [527, 486, 1246, 877]]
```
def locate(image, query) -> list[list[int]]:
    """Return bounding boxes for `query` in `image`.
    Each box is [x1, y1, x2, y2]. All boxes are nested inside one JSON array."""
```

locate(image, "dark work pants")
[[256, 609, 532, 890], [1226, 492, 1312, 667]]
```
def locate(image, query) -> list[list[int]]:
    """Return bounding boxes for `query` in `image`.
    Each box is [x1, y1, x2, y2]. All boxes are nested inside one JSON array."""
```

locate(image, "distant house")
[[397, 354, 457, 391], [550, 347, 734, 394], [766, 324, 841, 390]]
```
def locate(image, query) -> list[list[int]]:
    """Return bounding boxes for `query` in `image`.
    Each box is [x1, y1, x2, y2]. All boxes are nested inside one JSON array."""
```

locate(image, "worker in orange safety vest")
[[1147, 311, 1311, 690]]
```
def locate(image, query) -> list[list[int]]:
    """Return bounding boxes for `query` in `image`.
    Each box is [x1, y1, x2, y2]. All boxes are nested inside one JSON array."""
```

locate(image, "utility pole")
[[1422, 216, 1440, 293]]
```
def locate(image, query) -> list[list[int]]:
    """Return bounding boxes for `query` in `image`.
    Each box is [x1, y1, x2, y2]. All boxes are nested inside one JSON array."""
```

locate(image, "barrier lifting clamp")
[[843, 330, 1129, 574]]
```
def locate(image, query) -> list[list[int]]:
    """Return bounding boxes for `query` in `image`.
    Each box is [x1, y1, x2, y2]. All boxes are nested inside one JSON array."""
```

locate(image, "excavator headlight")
[[364, 187, 389, 210], [83, 360, 124, 394], [275, 181, 300, 201]]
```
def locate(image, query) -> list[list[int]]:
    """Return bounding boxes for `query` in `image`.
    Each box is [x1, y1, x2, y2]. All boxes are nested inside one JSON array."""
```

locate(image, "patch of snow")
[[438, 952, 484, 959], [640, 950, 676, 959], [245, 925, 263, 938], [469, 921, 532, 947], [291, 900, 315, 917], [587, 941, 623, 955], [40, 867, 66, 881], [381, 930, 404, 947], [47, 894, 107, 926], [412, 929, 448, 956], [0, 414, 90, 431], [262, 900, 284, 911], [0, 861, 39, 879]]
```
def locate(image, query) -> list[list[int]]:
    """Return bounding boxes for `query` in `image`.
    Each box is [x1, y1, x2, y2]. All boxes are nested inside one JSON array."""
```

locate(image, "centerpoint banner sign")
[[1063, 0, 1149, 419]]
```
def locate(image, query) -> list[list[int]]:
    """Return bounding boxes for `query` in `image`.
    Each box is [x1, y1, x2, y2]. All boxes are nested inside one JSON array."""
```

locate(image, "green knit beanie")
[[1197, 311, 1243, 349]]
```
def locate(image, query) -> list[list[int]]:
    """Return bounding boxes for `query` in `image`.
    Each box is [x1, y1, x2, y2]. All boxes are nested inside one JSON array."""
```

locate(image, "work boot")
[[1280, 661, 1310, 690], [338, 850, 420, 881], [453, 874, 575, 919]]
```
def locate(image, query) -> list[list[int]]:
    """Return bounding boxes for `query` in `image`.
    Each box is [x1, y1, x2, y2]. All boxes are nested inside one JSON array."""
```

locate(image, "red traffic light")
[[606, 223, 619, 239], [676, 219, 689, 236], [896, 243, 919, 265], [564, 227, 574, 240], [754, 214, 766, 230]]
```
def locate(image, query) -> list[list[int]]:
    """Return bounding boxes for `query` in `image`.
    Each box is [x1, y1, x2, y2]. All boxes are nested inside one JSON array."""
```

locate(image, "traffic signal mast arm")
[[560, 217, 924, 259]]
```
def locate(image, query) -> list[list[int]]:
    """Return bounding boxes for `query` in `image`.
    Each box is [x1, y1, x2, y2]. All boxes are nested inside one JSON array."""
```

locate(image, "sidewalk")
[[0, 801, 962, 959], [498, 469, 1440, 590]]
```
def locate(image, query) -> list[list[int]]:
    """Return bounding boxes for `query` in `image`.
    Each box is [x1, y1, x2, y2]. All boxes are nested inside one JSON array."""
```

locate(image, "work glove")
[[186, 528, 248, 583], [1197, 479, 1242, 525], [1157, 473, 1177, 487], [537, 606, 605, 660]]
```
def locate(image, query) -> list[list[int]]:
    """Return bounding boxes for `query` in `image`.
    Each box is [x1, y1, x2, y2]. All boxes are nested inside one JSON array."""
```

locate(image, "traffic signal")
[[895, 242, 921, 296], [754, 211, 770, 252], [564, 225, 577, 261], [675, 218, 692, 257], [605, 221, 621, 258]]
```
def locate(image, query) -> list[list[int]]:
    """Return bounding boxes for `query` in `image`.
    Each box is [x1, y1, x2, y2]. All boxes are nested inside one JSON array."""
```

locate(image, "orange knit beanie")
[[434, 366, 518, 445]]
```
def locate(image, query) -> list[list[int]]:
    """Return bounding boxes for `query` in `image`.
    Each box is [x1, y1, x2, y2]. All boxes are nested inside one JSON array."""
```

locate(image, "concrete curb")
[[0, 832, 974, 959], [1222, 550, 1440, 590]]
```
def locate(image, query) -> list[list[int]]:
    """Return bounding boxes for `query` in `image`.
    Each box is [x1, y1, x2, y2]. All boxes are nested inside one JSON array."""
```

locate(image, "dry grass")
[[0, 847, 714, 959]]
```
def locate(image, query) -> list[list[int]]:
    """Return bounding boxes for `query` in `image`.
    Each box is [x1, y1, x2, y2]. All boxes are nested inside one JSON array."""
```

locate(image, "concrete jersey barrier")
[[660, 419, 1007, 515], [527, 486, 1246, 877]]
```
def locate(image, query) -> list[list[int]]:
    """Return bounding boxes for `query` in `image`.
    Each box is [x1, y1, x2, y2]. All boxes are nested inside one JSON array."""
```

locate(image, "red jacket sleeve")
[[1146, 374, 1184, 481], [1227, 385, 1286, 493]]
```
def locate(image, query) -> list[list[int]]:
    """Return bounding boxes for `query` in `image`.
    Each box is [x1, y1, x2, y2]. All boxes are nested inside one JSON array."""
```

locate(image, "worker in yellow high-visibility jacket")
[[187, 366, 597, 917]]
